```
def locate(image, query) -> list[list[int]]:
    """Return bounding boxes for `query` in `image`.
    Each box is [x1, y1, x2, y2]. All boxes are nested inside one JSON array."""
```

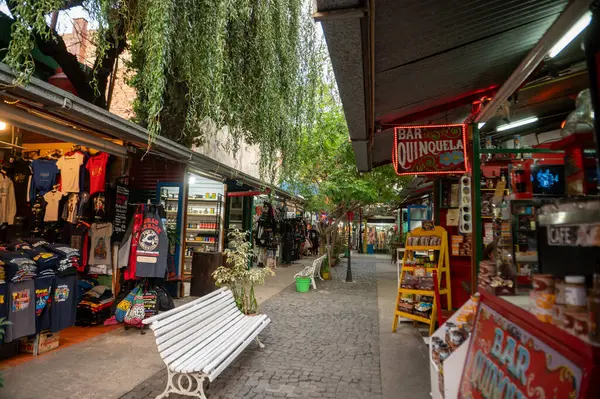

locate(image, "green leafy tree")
[[283, 76, 410, 261], [1, 0, 322, 181]]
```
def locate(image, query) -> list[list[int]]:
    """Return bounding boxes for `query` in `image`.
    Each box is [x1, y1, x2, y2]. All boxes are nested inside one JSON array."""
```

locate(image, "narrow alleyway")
[[122, 255, 430, 399], [1, 255, 430, 399]]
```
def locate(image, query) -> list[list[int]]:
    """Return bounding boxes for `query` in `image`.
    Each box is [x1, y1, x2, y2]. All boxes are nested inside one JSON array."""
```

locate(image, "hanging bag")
[[124, 291, 146, 327], [115, 285, 141, 323], [142, 289, 158, 319], [155, 286, 175, 311]]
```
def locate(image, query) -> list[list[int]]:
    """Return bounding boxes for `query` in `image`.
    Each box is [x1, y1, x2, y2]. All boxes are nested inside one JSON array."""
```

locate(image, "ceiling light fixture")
[[478, 122, 486, 129], [0, 121, 6, 130], [496, 117, 538, 132], [549, 11, 592, 58]]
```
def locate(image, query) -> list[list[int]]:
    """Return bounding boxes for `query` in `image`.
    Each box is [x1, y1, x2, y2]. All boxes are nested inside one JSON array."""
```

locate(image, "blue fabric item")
[[34, 277, 54, 333], [29, 159, 58, 200], [50, 275, 77, 333]]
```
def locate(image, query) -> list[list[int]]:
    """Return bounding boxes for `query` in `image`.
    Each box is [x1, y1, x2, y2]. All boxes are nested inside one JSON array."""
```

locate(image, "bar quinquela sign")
[[460, 301, 583, 398], [392, 124, 468, 175]]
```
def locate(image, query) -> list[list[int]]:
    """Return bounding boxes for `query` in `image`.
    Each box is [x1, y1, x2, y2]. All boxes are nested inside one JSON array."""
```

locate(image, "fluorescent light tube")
[[496, 117, 538, 132], [549, 11, 592, 58], [478, 122, 486, 129]]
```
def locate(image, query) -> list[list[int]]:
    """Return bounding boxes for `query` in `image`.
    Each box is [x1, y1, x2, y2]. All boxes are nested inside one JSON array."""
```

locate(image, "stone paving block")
[[122, 259, 384, 399]]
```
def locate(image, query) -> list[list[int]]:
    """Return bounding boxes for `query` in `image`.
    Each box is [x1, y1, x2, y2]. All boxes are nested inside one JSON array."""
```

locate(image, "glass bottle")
[[589, 262, 600, 343]]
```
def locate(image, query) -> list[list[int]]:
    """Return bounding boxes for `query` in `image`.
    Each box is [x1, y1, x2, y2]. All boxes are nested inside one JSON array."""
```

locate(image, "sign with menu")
[[113, 183, 130, 242], [459, 294, 587, 398], [393, 124, 468, 175]]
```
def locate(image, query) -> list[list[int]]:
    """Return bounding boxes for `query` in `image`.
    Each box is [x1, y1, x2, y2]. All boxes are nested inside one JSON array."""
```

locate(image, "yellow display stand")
[[392, 225, 452, 335]]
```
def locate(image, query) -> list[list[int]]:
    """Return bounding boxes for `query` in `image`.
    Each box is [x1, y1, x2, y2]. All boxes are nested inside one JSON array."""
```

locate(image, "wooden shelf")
[[395, 310, 431, 324], [402, 266, 439, 272], [186, 213, 217, 217], [186, 240, 215, 244], [186, 229, 217, 233], [188, 198, 219, 202], [397, 288, 447, 296], [405, 245, 442, 251]]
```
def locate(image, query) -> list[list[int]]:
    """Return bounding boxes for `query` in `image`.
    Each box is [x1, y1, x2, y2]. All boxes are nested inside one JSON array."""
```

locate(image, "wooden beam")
[[312, 7, 367, 22]]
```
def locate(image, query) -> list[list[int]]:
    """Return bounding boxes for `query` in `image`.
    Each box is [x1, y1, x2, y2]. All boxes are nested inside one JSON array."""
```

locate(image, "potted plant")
[[0, 318, 10, 387], [212, 230, 274, 315], [321, 256, 330, 280]]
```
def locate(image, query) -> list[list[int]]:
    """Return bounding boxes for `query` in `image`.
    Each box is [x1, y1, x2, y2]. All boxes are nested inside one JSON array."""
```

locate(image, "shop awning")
[[315, 0, 591, 171], [0, 63, 302, 203]]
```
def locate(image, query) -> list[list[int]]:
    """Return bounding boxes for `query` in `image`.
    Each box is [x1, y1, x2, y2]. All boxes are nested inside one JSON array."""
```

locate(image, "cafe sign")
[[460, 295, 585, 399], [392, 124, 468, 175]]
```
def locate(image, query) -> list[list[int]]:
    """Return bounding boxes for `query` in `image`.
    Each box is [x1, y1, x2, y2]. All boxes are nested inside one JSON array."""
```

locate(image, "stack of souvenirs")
[[77, 284, 114, 327], [0, 239, 80, 344]]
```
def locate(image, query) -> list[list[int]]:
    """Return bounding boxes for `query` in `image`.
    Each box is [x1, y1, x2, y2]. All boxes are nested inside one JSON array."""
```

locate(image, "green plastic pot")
[[295, 276, 311, 293]]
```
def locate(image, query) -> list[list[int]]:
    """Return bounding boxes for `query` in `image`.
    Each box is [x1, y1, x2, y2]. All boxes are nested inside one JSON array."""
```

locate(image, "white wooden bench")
[[142, 288, 271, 399], [294, 254, 326, 290]]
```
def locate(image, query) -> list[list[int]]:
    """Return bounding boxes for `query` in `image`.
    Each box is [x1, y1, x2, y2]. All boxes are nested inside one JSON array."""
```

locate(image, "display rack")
[[429, 297, 476, 399], [182, 193, 223, 275], [392, 226, 452, 335]]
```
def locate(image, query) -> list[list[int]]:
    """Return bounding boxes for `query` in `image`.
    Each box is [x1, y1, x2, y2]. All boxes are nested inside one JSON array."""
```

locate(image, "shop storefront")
[[0, 61, 299, 362], [319, 0, 600, 396]]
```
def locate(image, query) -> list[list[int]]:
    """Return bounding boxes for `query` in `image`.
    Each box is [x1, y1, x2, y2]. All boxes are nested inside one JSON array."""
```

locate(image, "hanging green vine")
[[3, 0, 62, 85], [4, 0, 324, 182]]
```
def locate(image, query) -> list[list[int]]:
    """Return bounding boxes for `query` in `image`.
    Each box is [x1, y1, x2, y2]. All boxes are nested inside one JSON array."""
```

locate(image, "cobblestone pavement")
[[122, 258, 382, 399]]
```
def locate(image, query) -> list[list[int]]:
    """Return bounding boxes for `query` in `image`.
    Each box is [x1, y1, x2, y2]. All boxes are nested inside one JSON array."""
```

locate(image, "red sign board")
[[459, 293, 594, 399], [392, 124, 468, 176]]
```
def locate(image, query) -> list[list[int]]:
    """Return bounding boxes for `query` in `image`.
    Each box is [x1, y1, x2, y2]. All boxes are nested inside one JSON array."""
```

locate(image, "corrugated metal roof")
[[375, 13, 563, 121], [375, 0, 568, 72]]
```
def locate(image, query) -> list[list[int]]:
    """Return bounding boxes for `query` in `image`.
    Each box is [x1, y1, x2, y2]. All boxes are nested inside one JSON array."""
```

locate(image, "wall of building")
[[61, 18, 137, 121]]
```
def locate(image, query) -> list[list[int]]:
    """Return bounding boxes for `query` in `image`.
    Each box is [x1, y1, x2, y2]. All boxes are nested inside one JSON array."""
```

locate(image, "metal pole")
[[346, 222, 353, 282]]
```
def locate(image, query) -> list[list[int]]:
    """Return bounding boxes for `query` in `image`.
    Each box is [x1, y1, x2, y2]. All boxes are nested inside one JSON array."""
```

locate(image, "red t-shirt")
[[86, 152, 109, 196]]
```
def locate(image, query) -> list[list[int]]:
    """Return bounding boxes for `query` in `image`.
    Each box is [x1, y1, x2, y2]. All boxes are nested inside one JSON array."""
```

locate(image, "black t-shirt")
[[35, 277, 53, 333], [50, 275, 77, 333], [13, 160, 31, 210]]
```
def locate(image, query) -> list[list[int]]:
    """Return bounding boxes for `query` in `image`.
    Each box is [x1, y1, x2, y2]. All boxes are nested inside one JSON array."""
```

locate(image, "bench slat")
[[152, 291, 234, 334], [161, 306, 242, 362], [163, 312, 245, 367], [143, 288, 226, 325], [206, 317, 271, 382], [174, 316, 255, 373], [155, 295, 237, 346]]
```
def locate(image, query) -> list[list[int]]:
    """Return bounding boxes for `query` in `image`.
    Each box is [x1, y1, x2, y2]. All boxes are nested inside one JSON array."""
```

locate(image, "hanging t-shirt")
[[88, 222, 113, 266], [62, 193, 79, 224], [29, 159, 58, 201], [35, 277, 53, 333], [50, 275, 77, 333], [8, 160, 31, 216], [135, 209, 168, 278], [0, 174, 16, 225], [56, 152, 84, 193], [43, 190, 65, 222], [30, 195, 46, 235], [86, 153, 109, 196], [78, 151, 90, 192], [5, 280, 36, 342]]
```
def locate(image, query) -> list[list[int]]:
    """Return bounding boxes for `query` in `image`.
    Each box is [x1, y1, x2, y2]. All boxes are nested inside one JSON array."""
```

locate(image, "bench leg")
[[256, 336, 265, 349], [311, 277, 317, 290], [157, 369, 208, 399]]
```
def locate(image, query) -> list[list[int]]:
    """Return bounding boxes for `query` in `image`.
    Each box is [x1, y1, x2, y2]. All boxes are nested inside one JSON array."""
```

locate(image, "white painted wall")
[[192, 125, 263, 181]]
